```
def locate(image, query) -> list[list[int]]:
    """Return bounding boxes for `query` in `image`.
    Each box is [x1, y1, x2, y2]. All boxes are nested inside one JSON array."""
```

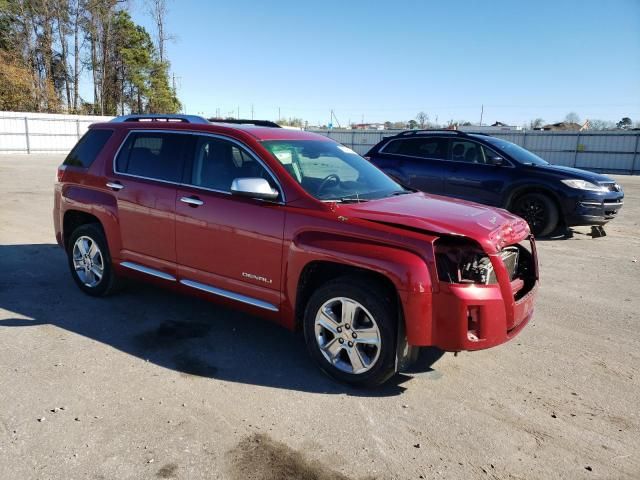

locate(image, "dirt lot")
[[1, 154, 639, 480]]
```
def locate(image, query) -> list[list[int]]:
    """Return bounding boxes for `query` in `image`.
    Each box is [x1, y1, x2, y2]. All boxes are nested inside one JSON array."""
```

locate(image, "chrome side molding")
[[120, 262, 176, 281], [180, 279, 279, 312]]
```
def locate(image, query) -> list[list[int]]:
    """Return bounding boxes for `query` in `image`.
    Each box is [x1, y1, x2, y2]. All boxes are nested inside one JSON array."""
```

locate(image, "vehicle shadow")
[[536, 226, 606, 241], [0, 244, 443, 397]]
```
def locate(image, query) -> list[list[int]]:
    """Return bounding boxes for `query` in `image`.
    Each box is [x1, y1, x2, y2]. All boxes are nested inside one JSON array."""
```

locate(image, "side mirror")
[[488, 155, 504, 166], [230, 177, 279, 200]]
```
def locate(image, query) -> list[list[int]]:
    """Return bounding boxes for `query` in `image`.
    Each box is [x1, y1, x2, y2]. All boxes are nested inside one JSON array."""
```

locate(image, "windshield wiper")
[[388, 190, 411, 196]]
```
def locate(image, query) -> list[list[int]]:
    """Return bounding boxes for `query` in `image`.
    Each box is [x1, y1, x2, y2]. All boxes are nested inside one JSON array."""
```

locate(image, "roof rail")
[[110, 114, 209, 124], [397, 129, 469, 137], [208, 118, 281, 128]]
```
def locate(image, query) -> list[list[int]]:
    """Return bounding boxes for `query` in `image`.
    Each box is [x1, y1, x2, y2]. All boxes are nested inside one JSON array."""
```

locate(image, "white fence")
[[309, 129, 640, 174], [0, 112, 113, 154]]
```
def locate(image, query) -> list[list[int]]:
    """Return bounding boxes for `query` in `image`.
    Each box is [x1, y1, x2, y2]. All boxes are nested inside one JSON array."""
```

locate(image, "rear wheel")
[[67, 223, 120, 296], [512, 192, 559, 237], [303, 276, 397, 387]]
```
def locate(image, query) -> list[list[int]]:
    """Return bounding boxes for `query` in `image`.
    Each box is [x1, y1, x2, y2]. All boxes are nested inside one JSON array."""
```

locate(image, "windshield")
[[262, 140, 407, 202], [482, 137, 549, 166]]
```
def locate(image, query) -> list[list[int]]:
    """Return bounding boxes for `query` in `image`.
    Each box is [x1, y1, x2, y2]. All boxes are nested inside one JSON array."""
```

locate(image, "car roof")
[[90, 118, 331, 142]]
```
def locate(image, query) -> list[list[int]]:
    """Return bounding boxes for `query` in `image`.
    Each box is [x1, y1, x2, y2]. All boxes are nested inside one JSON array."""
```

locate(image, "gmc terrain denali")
[[54, 115, 539, 386]]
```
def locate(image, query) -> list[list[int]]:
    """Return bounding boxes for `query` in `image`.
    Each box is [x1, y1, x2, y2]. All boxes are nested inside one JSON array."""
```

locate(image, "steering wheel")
[[317, 174, 341, 196]]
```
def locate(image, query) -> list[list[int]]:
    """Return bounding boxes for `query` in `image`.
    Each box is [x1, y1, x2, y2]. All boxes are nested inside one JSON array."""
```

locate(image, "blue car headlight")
[[561, 179, 609, 192]]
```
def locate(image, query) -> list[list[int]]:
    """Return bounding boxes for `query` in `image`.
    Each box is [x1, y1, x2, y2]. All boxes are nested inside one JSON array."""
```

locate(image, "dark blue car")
[[365, 130, 624, 236]]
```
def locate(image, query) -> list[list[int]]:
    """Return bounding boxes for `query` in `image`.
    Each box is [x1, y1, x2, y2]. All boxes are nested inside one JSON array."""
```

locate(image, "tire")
[[303, 275, 397, 387], [512, 192, 559, 237], [67, 223, 120, 297]]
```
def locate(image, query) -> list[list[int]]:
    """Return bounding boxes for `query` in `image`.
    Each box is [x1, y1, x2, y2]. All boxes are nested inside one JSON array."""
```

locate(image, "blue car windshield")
[[481, 136, 549, 166]]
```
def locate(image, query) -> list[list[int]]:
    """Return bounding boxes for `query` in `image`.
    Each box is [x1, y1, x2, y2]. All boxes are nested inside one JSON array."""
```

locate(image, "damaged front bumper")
[[428, 235, 539, 352], [404, 236, 539, 352]]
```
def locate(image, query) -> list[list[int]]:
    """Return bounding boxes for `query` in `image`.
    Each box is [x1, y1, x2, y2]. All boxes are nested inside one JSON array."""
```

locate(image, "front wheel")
[[512, 192, 559, 237], [303, 276, 397, 387]]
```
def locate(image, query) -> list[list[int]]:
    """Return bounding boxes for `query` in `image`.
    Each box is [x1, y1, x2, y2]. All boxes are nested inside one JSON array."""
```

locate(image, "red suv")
[[54, 115, 539, 386]]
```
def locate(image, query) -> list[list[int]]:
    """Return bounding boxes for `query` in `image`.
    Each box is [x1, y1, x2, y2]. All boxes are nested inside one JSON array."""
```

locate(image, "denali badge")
[[242, 272, 273, 284]]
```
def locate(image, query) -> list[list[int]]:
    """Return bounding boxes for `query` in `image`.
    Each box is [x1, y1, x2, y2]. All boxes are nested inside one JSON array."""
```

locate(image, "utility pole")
[[479, 104, 484, 126], [237, 105, 240, 119], [278, 107, 281, 121], [251, 104, 254, 120]]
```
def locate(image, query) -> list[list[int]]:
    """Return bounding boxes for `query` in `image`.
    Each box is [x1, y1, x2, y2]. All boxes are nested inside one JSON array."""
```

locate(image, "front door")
[[444, 140, 511, 206], [175, 134, 285, 311]]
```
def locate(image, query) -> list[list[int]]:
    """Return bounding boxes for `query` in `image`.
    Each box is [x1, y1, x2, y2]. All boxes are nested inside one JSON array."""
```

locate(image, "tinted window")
[[190, 136, 275, 193], [383, 137, 448, 159], [115, 132, 189, 182], [480, 145, 502, 164], [63, 129, 113, 167], [451, 140, 483, 163]]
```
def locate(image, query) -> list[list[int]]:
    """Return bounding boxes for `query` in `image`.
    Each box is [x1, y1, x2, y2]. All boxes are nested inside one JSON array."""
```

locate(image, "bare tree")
[[588, 119, 614, 130], [416, 111, 428, 129], [70, 0, 83, 111], [529, 118, 544, 129], [564, 112, 580, 124], [52, 0, 71, 109], [146, 0, 172, 63]]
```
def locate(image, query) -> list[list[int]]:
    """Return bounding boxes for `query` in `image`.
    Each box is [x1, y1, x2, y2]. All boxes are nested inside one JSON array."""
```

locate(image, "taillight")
[[56, 166, 65, 182]]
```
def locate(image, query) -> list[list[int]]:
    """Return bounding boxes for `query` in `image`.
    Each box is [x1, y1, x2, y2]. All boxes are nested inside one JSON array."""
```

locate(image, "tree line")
[[0, 0, 180, 115], [364, 112, 637, 131]]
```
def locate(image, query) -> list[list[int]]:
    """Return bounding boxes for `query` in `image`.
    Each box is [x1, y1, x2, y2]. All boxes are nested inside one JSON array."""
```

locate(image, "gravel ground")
[[1, 154, 639, 480]]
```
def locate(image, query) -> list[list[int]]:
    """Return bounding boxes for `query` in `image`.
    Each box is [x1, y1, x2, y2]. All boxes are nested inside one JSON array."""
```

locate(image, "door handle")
[[106, 181, 124, 191], [180, 196, 204, 207]]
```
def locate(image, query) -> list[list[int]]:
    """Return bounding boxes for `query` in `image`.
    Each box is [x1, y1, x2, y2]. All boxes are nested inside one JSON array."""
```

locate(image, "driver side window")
[[450, 140, 484, 164], [190, 136, 274, 193]]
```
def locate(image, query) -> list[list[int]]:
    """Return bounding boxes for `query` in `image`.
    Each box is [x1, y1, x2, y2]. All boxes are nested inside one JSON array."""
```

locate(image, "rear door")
[[109, 131, 190, 277], [444, 140, 513, 206], [175, 133, 285, 312], [373, 136, 449, 194]]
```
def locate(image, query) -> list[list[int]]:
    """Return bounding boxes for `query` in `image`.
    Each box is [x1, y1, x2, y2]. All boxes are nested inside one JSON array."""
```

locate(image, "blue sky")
[[129, 0, 640, 126]]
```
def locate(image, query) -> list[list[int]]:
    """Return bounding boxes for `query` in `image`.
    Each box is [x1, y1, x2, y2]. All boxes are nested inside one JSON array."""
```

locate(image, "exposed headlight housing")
[[561, 179, 608, 192]]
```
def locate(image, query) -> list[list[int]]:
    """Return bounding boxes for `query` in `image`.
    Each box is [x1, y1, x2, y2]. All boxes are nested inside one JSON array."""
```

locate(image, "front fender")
[[284, 231, 434, 345]]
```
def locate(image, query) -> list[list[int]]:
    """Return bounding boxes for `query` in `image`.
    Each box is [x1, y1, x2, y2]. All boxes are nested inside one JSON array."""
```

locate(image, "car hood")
[[529, 164, 614, 183], [342, 192, 529, 254]]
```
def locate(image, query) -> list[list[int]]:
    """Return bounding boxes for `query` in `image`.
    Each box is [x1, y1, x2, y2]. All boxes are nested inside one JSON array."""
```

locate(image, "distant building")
[[540, 121, 589, 131], [353, 123, 386, 130], [458, 122, 523, 133]]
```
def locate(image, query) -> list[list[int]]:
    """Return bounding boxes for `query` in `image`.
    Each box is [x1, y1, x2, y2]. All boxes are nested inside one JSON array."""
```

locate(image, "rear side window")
[[63, 129, 113, 167], [382, 137, 448, 159], [115, 132, 190, 182]]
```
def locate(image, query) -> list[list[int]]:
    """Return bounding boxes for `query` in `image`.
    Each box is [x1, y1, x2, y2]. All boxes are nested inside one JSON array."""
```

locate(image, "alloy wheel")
[[516, 198, 547, 231], [314, 297, 382, 374], [72, 235, 104, 288]]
